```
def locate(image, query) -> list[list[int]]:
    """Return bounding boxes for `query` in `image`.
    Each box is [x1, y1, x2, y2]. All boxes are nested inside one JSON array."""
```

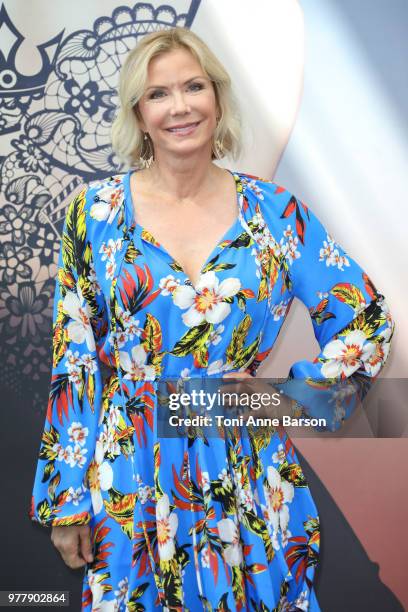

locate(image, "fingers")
[[51, 525, 93, 570], [79, 527, 94, 564]]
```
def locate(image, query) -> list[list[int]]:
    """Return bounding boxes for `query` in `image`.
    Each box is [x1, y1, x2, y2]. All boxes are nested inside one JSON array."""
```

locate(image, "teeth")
[[168, 123, 198, 132]]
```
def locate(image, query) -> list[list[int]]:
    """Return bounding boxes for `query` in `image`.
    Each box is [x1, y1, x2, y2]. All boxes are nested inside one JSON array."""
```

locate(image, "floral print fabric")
[[29, 170, 394, 611]]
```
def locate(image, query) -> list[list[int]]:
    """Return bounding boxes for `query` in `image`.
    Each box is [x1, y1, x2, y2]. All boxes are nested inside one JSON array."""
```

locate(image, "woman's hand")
[[51, 525, 94, 569]]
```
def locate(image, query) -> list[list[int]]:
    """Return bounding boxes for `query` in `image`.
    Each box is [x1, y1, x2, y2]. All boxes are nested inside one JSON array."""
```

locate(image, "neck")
[[141, 154, 224, 202]]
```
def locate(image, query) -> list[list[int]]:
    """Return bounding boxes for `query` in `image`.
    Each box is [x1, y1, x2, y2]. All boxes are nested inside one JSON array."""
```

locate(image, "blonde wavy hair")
[[110, 27, 242, 170]]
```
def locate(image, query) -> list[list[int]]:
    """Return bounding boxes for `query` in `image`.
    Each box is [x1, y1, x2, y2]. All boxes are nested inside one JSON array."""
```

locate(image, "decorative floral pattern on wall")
[[0, 1, 201, 404]]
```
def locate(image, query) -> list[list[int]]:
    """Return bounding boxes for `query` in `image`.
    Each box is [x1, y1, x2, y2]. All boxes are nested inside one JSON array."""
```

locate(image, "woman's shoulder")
[[65, 172, 129, 241], [86, 172, 126, 197], [233, 169, 295, 209]]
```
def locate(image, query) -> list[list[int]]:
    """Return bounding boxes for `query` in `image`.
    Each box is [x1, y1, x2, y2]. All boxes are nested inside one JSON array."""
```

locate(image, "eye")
[[148, 90, 165, 100], [188, 82, 204, 91]]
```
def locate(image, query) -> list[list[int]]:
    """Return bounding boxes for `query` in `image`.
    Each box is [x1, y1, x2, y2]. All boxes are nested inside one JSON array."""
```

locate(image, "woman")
[[29, 27, 394, 611]]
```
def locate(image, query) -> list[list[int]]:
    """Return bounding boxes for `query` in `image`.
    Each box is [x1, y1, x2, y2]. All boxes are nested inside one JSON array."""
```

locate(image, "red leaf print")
[[209, 546, 219, 585], [295, 556, 307, 583], [363, 272, 377, 301], [295, 207, 306, 245], [195, 454, 203, 488], [281, 196, 297, 219]]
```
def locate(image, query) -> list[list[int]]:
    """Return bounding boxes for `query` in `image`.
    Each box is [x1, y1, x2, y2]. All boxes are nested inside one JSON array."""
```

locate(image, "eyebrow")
[[145, 76, 207, 92]]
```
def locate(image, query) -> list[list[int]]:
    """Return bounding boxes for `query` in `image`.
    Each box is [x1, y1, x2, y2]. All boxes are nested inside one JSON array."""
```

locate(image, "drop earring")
[[212, 116, 224, 159], [139, 132, 154, 169]]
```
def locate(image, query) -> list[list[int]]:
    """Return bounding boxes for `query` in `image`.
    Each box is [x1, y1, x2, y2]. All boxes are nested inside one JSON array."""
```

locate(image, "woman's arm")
[[259, 181, 395, 432], [29, 186, 109, 526]]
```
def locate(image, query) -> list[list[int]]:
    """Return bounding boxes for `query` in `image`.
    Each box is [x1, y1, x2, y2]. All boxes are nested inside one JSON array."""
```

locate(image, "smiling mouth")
[[166, 121, 201, 133]]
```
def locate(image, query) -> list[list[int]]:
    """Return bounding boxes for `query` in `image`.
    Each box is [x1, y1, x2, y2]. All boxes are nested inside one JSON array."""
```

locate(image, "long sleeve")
[[260, 182, 395, 431], [29, 186, 109, 526]]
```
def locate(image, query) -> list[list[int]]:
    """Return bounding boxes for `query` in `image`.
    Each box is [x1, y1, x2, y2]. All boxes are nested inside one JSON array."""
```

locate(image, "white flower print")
[[294, 590, 309, 611], [363, 328, 391, 376], [88, 261, 102, 295], [206, 324, 224, 346], [328, 380, 358, 404], [159, 274, 181, 296], [283, 225, 295, 240], [283, 238, 301, 265], [64, 350, 82, 389], [53, 438, 87, 468], [65, 349, 81, 371], [201, 545, 210, 568], [200, 471, 211, 493], [138, 484, 154, 505], [233, 472, 256, 520], [272, 443, 287, 465], [66, 485, 85, 506], [331, 250, 350, 271], [99, 238, 122, 261], [319, 235, 350, 271], [134, 474, 154, 504], [321, 329, 375, 378], [99, 423, 121, 458], [172, 271, 241, 327], [245, 179, 264, 200], [122, 310, 143, 340], [156, 493, 178, 561], [206, 359, 235, 376], [87, 567, 117, 611], [90, 185, 123, 225], [52, 442, 64, 461], [81, 353, 98, 374], [107, 405, 121, 429], [63, 285, 96, 351], [68, 422, 89, 447], [61, 444, 87, 468], [87, 439, 114, 515], [119, 344, 156, 381], [270, 299, 290, 321], [251, 247, 263, 279], [109, 329, 126, 350], [218, 468, 232, 487], [262, 465, 294, 551], [114, 576, 129, 607], [280, 225, 301, 265], [217, 518, 243, 566], [71, 444, 88, 468], [251, 211, 266, 228], [108, 307, 143, 347], [99, 238, 123, 280], [56, 445, 74, 465]]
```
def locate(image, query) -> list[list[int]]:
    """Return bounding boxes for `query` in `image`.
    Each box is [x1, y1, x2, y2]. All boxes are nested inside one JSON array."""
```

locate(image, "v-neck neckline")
[[123, 168, 245, 292]]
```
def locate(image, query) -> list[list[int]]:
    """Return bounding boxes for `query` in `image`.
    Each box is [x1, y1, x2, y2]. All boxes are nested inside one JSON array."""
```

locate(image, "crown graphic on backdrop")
[[0, 3, 64, 134]]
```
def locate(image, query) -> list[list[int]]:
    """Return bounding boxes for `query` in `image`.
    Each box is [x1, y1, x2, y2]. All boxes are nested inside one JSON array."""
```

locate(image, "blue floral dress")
[[29, 170, 394, 611]]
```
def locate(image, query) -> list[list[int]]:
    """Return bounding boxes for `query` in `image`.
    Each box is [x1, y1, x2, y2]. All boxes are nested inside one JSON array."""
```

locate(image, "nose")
[[170, 90, 190, 115]]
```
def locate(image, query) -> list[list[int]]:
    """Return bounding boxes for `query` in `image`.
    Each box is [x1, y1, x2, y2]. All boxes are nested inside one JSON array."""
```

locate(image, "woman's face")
[[136, 47, 219, 162]]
